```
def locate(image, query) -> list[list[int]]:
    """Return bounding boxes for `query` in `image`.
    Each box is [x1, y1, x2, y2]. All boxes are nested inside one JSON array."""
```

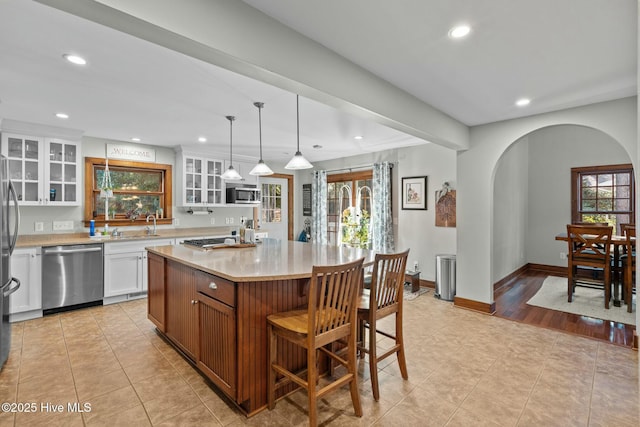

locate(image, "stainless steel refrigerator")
[[0, 154, 20, 370]]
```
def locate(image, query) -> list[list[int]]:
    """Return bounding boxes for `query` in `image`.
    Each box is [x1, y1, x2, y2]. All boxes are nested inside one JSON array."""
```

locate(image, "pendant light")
[[249, 102, 274, 176], [285, 95, 313, 170], [221, 115, 242, 180]]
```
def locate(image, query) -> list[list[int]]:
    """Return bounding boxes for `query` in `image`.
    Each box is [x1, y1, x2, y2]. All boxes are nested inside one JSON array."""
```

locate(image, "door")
[[104, 251, 144, 297], [9, 248, 41, 314], [260, 177, 288, 242]]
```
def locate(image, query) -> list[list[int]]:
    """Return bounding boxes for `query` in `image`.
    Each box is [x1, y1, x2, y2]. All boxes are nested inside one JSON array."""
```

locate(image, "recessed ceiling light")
[[198, 137, 207, 143], [55, 112, 69, 119], [62, 54, 87, 65], [354, 135, 363, 140], [448, 25, 471, 39], [516, 98, 531, 107], [131, 137, 141, 142]]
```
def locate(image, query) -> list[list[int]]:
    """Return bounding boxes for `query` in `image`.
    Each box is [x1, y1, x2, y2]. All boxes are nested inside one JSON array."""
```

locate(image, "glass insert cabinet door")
[[3, 135, 42, 204], [47, 140, 78, 204], [205, 159, 223, 204], [184, 157, 203, 204]]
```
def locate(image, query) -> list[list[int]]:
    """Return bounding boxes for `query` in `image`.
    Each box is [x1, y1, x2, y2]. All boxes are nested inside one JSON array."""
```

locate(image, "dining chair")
[[356, 249, 409, 401], [566, 224, 613, 309], [621, 225, 636, 313], [267, 257, 364, 426]]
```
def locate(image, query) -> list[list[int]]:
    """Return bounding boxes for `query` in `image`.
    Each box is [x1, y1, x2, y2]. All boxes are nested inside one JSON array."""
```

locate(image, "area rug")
[[403, 284, 429, 301], [527, 276, 636, 325]]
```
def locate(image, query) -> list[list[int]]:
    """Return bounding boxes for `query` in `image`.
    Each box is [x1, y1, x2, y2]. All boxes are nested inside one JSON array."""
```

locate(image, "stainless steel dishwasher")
[[42, 243, 104, 313]]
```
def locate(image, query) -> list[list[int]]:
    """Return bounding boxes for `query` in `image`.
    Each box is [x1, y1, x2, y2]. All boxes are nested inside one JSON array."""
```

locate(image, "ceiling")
[[0, 0, 636, 164]]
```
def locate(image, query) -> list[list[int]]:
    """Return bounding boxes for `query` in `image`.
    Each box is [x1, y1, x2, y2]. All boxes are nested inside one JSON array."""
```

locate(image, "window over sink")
[[84, 157, 173, 227]]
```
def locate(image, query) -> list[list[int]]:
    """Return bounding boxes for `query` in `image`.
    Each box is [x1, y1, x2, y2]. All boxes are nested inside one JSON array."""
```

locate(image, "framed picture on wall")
[[401, 176, 427, 210]]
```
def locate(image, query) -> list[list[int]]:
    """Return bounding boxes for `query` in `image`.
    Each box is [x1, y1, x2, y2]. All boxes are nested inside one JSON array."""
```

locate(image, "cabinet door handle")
[[208, 282, 217, 290]]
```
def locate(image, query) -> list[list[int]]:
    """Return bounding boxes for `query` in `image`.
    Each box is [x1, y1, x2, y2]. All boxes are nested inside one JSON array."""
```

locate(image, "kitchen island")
[[146, 240, 375, 416]]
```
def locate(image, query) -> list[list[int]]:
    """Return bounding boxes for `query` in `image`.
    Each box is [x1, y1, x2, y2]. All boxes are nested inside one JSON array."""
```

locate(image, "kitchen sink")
[[109, 232, 162, 240]]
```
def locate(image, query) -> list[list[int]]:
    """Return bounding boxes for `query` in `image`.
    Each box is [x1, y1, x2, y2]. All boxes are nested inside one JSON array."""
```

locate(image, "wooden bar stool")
[[357, 249, 409, 401], [267, 257, 364, 426]]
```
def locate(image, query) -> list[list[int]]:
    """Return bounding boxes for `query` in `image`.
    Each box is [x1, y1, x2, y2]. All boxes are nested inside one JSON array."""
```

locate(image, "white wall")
[[492, 137, 529, 282], [299, 141, 457, 281], [458, 97, 637, 304]]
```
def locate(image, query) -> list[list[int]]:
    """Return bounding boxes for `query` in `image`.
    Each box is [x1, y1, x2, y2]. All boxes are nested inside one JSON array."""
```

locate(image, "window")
[[571, 164, 634, 234], [327, 170, 373, 247], [84, 157, 172, 227], [261, 183, 282, 224]]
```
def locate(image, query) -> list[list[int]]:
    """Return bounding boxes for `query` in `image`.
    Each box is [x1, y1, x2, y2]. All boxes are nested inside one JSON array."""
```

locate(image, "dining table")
[[555, 232, 630, 307]]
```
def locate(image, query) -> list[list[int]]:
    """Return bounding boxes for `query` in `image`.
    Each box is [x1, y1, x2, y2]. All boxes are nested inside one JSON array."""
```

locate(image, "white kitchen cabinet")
[[9, 247, 42, 322], [103, 238, 173, 303], [176, 151, 224, 207], [104, 251, 145, 297], [1, 133, 80, 206]]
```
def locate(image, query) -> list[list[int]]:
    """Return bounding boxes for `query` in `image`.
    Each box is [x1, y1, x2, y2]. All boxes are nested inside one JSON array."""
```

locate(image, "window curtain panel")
[[372, 162, 394, 252], [311, 170, 328, 245]]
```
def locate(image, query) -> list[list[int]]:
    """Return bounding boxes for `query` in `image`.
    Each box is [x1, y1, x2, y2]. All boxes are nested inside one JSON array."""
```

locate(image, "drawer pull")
[[209, 282, 218, 290]]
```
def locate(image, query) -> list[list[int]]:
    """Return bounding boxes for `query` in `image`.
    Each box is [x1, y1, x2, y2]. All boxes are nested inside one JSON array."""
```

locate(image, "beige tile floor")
[[0, 292, 638, 426]]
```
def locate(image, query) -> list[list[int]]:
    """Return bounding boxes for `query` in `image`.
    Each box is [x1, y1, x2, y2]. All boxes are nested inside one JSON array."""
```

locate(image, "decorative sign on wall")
[[106, 143, 156, 163], [303, 184, 312, 216], [435, 182, 456, 227]]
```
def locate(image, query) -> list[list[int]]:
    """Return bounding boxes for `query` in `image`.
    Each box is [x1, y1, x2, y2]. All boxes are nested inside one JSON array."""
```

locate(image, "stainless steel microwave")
[[226, 186, 260, 204]]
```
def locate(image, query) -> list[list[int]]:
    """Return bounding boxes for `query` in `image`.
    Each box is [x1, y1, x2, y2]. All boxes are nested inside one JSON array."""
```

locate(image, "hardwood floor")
[[493, 269, 636, 347]]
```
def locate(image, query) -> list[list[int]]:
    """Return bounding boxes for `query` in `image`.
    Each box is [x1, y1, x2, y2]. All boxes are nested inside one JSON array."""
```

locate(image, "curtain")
[[311, 170, 328, 245], [372, 162, 394, 252]]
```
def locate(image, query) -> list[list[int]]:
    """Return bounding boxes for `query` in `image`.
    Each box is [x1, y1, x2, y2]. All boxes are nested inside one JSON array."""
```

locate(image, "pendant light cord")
[[296, 95, 300, 152], [226, 115, 235, 164], [258, 104, 263, 160]]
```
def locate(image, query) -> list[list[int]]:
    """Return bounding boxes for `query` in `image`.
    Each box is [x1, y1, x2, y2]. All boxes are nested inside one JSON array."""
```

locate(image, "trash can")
[[435, 254, 456, 301]]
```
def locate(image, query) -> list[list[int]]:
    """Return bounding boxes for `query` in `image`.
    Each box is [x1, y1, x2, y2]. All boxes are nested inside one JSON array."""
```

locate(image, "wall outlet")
[[210, 218, 215, 225], [225, 217, 230, 224], [229, 217, 234, 224], [560, 252, 567, 260], [34, 222, 44, 232], [52, 220, 74, 231], [174, 218, 180, 226]]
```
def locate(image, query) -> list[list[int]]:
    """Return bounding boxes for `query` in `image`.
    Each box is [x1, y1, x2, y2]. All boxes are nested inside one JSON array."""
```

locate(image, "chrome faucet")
[[146, 214, 157, 235]]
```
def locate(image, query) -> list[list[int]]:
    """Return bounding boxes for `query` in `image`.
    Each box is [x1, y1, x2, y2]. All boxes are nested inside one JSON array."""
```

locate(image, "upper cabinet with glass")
[[1, 133, 80, 206], [176, 151, 224, 207]]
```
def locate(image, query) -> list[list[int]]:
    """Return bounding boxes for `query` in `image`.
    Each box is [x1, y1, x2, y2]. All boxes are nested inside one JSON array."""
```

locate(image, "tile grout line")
[[586, 344, 601, 426], [11, 322, 24, 427], [513, 333, 560, 426], [59, 314, 86, 426], [90, 303, 154, 426]]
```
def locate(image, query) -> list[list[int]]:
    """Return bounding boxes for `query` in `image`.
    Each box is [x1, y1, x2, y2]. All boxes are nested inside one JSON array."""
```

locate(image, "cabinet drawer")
[[196, 271, 235, 307]]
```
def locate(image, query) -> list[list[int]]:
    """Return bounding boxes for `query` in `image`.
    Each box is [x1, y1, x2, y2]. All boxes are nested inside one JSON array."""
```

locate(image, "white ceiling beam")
[[36, 0, 469, 151]]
